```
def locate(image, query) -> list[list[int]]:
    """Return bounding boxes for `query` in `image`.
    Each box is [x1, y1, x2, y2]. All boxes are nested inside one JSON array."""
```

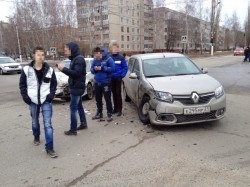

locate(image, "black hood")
[[66, 42, 80, 60]]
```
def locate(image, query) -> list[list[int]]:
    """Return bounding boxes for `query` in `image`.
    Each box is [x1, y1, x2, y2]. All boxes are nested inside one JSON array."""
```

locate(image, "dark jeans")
[[29, 102, 53, 150], [243, 54, 249, 62], [70, 94, 87, 132], [94, 83, 113, 115], [111, 77, 122, 112]]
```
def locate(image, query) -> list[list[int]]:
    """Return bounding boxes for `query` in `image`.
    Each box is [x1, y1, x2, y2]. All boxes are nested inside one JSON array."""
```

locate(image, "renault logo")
[[191, 92, 199, 103]]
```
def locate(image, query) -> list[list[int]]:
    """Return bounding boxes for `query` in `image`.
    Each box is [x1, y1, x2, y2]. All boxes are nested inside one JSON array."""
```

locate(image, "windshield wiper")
[[146, 75, 167, 78]]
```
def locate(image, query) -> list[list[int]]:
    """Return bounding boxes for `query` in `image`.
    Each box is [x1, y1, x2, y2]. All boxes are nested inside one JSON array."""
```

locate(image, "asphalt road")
[[0, 55, 250, 186]]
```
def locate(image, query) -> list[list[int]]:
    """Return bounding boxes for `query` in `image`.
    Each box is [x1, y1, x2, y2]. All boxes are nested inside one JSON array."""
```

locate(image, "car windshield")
[[54, 59, 93, 72], [0, 57, 16, 64], [143, 57, 201, 77], [54, 60, 70, 72], [235, 48, 243, 51]]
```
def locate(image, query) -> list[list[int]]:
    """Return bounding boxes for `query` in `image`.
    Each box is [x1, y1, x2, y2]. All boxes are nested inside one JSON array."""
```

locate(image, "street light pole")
[[15, 24, 22, 63], [6, 16, 22, 63], [99, 0, 104, 47]]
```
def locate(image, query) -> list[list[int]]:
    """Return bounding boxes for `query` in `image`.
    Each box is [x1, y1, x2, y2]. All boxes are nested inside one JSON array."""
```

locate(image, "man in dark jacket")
[[109, 41, 128, 116], [57, 42, 87, 135], [19, 46, 58, 158], [90, 47, 115, 122]]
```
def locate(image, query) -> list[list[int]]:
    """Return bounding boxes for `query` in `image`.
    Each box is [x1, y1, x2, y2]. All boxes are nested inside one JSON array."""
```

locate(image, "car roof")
[[0, 56, 13, 58], [131, 53, 185, 60]]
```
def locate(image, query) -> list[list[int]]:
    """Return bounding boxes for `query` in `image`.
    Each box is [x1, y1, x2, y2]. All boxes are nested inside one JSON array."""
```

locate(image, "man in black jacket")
[[19, 46, 58, 158], [57, 42, 87, 135]]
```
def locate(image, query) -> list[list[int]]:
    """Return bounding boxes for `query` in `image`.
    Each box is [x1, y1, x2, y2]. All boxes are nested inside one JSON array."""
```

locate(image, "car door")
[[129, 58, 141, 106], [124, 58, 135, 99]]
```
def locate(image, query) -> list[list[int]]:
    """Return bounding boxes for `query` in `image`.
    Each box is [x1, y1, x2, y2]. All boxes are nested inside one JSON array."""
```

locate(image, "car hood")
[[55, 71, 93, 85], [0, 62, 21, 67], [55, 71, 68, 84], [147, 74, 221, 94]]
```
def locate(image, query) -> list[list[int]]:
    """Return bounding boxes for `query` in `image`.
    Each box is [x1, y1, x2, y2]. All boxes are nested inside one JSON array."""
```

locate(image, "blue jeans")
[[29, 102, 53, 150], [70, 94, 87, 132]]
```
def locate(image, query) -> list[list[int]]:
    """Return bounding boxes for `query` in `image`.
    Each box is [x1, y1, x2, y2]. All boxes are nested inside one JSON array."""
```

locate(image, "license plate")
[[184, 106, 210, 115]]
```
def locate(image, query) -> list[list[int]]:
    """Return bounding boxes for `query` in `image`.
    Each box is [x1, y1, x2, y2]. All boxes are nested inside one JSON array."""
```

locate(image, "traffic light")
[[210, 35, 214, 44]]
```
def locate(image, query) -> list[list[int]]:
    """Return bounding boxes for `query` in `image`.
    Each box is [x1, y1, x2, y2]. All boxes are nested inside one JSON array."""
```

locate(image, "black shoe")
[[112, 109, 118, 114], [46, 149, 58, 158], [64, 130, 77, 136], [77, 125, 88, 130], [117, 112, 122, 117], [107, 115, 113, 122], [33, 136, 40, 146], [92, 112, 103, 120]]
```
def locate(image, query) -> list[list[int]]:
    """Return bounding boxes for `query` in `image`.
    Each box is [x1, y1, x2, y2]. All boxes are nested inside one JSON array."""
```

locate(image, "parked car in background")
[[54, 58, 94, 100], [123, 53, 226, 126], [233, 48, 244, 56], [0, 57, 22, 75]]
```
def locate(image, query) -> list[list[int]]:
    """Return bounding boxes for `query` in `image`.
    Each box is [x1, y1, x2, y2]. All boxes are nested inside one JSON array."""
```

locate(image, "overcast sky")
[[0, 0, 248, 27]]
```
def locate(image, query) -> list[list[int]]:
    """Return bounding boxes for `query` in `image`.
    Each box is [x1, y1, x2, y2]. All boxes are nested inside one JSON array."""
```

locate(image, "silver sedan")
[[123, 53, 226, 125]]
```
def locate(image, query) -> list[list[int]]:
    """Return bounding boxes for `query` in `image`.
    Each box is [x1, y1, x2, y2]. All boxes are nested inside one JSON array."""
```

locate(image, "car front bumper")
[[2, 67, 22, 73], [55, 86, 70, 98], [148, 94, 226, 125]]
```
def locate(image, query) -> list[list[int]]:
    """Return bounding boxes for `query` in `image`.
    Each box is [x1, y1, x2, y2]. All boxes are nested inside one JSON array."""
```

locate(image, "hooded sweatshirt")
[[90, 49, 115, 84], [62, 42, 86, 96]]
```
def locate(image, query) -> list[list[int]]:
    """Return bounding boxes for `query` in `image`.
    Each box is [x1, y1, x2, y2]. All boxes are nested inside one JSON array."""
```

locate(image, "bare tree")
[[3, 0, 79, 58]]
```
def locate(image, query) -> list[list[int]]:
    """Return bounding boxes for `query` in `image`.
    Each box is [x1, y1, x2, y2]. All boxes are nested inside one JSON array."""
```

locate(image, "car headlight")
[[215, 86, 224, 99], [154, 91, 173, 103]]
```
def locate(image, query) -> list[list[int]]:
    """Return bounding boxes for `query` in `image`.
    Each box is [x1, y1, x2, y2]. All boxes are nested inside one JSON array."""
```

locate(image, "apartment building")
[[76, 0, 153, 53]]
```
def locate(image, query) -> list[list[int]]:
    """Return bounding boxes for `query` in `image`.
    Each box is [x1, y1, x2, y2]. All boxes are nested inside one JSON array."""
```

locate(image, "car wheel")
[[138, 96, 150, 124], [86, 83, 94, 100], [0, 69, 3, 75], [123, 83, 131, 102]]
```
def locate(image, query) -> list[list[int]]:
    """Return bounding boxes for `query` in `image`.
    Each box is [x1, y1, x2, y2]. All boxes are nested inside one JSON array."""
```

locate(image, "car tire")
[[138, 96, 150, 124], [0, 68, 3, 75], [123, 83, 131, 102], [86, 83, 94, 100]]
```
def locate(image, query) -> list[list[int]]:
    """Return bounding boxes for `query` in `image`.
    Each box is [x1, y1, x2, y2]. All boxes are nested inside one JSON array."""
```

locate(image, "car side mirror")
[[201, 67, 208, 74], [129, 72, 138, 79]]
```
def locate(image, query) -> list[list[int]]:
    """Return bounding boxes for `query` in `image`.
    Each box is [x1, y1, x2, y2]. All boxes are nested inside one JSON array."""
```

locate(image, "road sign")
[[181, 35, 188, 43], [50, 47, 56, 54]]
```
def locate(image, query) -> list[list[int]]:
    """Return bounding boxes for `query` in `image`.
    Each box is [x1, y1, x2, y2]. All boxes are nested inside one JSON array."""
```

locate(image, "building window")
[[121, 44, 124, 48], [127, 36, 130, 41], [121, 26, 124, 32], [127, 44, 130, 49], [127, 27, 129, 33], [121, 35, 124, 41], [132, 28, 134, 32]]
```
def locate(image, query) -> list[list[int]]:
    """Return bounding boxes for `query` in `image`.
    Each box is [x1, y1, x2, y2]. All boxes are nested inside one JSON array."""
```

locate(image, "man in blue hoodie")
[[57, 42, 87, 135], [90, 47, 115, 122], [109, 41, 128, 116]]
